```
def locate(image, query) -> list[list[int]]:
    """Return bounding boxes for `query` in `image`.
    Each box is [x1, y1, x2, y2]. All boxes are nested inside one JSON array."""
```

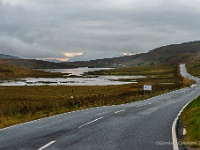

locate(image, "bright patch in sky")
[[64, 53, 84, 58]]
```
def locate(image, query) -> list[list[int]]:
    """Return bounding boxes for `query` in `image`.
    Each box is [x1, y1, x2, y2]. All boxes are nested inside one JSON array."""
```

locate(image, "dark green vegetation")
[[186, 61, 200, 78], [0, 65, 193, 128], [0, 64, 64, 80], [181, 96, 200, 148]]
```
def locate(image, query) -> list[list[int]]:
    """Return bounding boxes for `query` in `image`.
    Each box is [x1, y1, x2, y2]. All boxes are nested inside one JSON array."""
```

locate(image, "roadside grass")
[[186, 61, 200, 78], [0, 64, 193, 128], [180, 62, 200, 149], [180, 96, 200, 148]]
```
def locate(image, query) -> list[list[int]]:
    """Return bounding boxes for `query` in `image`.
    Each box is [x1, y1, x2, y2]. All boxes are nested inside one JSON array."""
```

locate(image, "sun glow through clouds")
[[64, 52, 84, 58]]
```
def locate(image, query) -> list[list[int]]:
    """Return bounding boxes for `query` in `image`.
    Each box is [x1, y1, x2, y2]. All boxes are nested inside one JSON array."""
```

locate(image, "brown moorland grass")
[[87, 65, 175, 76], [0, 64, 193, 128], [0, 63, 64, 80], [186, 61, 200, 78]]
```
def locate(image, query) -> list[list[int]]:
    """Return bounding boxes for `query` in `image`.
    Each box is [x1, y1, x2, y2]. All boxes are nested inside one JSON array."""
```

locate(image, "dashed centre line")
[[96, 111, 109, 116], [38, 141, 56, 150], [79, 117, 103, 128], [136, 103, 152, 107], [114, 109, 125, 114]]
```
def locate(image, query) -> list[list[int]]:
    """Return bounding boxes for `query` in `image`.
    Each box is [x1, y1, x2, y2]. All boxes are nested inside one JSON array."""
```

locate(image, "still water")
[[42, 67, 112, 76], [0, 68, 144, 86]]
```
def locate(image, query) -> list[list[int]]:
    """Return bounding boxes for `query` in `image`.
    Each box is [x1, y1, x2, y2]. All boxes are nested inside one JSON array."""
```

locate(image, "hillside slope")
[[138, 41, 200, 65], [0, 64, 64, 79], [0, 58, 75, 69]]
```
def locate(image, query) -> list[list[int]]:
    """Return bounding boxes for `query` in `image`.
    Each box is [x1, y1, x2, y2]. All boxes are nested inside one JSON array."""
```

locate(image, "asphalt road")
[[0, 64, 199, 150]]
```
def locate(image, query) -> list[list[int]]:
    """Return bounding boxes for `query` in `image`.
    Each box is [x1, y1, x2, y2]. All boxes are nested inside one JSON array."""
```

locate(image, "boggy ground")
[[0, 64, 193, 129]]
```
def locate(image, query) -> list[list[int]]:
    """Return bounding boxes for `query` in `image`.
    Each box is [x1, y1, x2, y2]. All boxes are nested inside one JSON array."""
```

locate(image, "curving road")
[[0, 64, 199, 150]]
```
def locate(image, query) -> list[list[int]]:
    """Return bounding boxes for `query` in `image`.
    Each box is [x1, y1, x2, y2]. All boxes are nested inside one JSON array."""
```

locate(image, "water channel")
[[0, 67, 145, 86]]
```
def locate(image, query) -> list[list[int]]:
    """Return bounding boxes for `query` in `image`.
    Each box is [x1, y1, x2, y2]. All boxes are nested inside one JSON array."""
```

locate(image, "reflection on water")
[[0, 68, 146, 86]]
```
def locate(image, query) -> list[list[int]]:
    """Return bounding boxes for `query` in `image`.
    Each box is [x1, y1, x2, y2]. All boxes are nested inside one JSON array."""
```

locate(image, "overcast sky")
[[1, 0, 200, 61]]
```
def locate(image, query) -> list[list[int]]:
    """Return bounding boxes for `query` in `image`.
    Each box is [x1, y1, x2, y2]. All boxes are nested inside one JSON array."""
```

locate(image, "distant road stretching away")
[[0, 64, 199, 150]]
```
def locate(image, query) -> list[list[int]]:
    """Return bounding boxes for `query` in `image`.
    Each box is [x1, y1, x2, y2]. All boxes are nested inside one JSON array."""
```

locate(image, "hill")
[[0, 58, 76, 69], [0, 64, 64, 79], [0, 41, 200, 69], [137, 41, 200, 65], [66, 41, 200, 67]]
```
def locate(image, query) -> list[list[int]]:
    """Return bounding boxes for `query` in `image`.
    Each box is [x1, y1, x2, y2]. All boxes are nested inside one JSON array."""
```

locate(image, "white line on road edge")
[[114, 109, 125, 114], [38, 141, 56, 150], [172, 94, 199, 150], [79, 117, 103, 128]]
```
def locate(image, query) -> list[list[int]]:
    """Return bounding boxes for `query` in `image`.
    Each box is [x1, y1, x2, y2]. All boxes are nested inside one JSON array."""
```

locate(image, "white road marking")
[[38, 141, 56, 150], [114, 109, 125, 114], [96, 111, 109, 116], [79, 117, 103, 128]]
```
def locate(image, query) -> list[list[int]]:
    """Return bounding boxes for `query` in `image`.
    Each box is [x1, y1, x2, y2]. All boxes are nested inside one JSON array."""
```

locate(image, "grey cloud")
[[0, 1, 66, 58], [1, 0, 200, 59], [0, 36, 59, 58]]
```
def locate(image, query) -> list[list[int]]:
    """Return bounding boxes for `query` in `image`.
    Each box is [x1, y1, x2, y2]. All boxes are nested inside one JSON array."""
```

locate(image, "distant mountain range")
[[67, 41, 200, 67], [0, 58, 75, 69], [0, 54, 20, 59], [67, 52, 124, 62], [67, 52, 95, 62], [0, 41, 200, 69]]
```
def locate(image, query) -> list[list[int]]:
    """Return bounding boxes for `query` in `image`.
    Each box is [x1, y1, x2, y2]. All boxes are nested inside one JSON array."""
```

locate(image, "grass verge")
[[180, 96, 200, 148]]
